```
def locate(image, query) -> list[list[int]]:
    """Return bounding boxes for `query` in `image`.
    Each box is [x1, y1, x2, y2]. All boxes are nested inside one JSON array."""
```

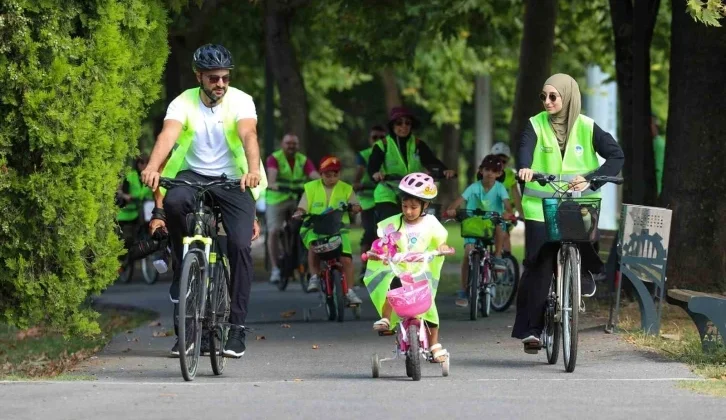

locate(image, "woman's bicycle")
[[527, 173, 623, 372], [297, 205, 361, 322], [159, 176, 236, 381], [444, 209, 519, 320], [363, 249, 454, 381]]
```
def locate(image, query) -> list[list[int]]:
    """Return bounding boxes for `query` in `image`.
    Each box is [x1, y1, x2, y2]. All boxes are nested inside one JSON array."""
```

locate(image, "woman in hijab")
[[512, 73, 624, 352]]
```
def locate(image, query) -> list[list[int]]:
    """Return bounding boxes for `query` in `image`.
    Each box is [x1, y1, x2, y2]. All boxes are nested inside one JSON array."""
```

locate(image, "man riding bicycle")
[[366, 107, 455, 223], [265, 133, 319, 284], [141, 44, 266, 359]]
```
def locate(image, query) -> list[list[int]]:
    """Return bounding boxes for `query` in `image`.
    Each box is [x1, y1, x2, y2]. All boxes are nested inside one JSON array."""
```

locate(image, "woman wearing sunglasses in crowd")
[[367, 107, 456, 225], [512, 73, 624, 353]]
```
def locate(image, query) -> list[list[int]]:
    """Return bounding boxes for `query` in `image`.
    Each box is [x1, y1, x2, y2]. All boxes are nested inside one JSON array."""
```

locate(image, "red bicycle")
[[297, 205, 361, 322]]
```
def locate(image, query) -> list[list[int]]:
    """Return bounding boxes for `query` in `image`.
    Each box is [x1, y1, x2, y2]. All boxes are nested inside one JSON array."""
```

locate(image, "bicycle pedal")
[[378, 330, 395, 336]]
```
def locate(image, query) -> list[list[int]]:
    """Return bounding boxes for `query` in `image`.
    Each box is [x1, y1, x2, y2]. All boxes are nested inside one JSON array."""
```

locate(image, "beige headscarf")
[[543, 73, 581, 150]]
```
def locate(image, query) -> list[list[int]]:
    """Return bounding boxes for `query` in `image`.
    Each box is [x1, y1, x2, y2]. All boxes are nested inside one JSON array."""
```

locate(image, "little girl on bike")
[[444, 155, 513, 307], [363, 173, 453, 363]]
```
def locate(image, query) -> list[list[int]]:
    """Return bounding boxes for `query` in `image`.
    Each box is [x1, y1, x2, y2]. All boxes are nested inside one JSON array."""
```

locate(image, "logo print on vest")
[[574, 145, 584, 157]]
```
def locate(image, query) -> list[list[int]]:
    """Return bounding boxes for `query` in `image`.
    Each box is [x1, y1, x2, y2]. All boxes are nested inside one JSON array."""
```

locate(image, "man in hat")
[[367, 107, 455, 222]]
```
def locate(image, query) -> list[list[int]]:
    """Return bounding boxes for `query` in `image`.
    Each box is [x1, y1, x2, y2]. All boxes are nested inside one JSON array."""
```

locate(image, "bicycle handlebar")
[[517, 172, 624, 189], [361, 249, 454, 263], [159, 177, 241, 190]]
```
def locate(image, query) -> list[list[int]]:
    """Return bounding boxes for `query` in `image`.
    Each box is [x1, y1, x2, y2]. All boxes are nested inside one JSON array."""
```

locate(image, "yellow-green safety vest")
[[358, 147, 376, 211], [117, 170, 153, 222], [522, 112, 601, 222], [160, 87, 267, 200], [373, 135, 425, 204], [300, 179, 353, 242], [363, 214, 447, 328], [266, 149, 308, 205]]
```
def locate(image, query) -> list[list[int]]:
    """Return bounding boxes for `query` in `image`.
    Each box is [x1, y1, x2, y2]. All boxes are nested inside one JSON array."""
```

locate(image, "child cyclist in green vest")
[[363, 173, 454, 363], [293, 156, 363, 304], [444, 155, 513, 307]]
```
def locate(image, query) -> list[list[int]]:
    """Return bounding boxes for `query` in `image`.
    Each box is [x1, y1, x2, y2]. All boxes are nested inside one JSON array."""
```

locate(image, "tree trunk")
[[508, 0, 557, 160], [380, 67, 402, 113], [440, 123, 461, 204], [630, 0, 660, 206], [609, 0, 633, 199], [264, 1, 310, 152], [662, 0, 726, 291]]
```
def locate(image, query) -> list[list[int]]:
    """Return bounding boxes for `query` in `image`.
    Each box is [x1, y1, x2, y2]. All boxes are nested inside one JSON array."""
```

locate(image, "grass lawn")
[[0, 305, 157, 380]]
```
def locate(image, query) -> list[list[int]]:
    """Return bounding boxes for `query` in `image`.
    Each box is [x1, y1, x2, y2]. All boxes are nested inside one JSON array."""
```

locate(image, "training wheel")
[[352, 305, 361, 320], [371, 353, 380, 378], [303, 309, 311, 322], [441, 355, 450, 377]]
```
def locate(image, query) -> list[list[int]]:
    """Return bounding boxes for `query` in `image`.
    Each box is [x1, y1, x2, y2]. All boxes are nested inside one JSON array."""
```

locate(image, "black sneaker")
[[170, 339, 180, 357], [223, 325, 246, 358], [581, 271, 597, 298]]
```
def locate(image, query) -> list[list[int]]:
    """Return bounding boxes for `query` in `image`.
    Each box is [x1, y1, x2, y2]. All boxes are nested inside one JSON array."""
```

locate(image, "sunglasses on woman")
[[394, 119, 412, 127], [206, 74, 230, 84], [539, 92, 558, 102]]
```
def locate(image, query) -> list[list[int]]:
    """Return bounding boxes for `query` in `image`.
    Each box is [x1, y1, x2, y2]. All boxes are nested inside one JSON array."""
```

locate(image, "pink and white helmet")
[[398, 172, 438, 201]]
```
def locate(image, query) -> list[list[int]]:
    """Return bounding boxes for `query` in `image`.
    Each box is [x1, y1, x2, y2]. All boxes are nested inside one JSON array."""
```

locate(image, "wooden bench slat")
[[667, 289, 726, 302]]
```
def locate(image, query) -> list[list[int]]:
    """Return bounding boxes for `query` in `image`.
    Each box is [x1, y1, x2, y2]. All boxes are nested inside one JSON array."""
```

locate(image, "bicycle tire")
[[545, 277, 560, 365], [141, 256, 159, 284], [333, 268, 345, 323], [405, 355, 414, 377], [276, 230, 290, 291], [468, 252, 480, 321], [210, 256, 231, 376], [323, 271, 336, 321], [491, 252, 519, 312], [116, 258, 134, 284], [178, 252, 204, 381], [481, 288, 491, 318], [562, 246, 580, 373], [408, 324, 421, 381]]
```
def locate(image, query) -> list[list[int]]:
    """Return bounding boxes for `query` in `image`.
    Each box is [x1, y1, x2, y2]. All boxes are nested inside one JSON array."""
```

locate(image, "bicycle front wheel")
[[491, 252, 519, 312], [562, 246, 580, 373], [210, 256, 231, 376], [178, 252, 204, 381], [332, 268, 345, 323]]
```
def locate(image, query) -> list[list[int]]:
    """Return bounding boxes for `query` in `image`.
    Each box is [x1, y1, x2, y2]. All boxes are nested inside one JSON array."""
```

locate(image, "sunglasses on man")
[[206, 74, 230, 84]]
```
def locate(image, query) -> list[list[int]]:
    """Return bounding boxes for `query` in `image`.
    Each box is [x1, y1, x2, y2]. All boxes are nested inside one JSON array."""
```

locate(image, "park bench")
[[666, 289, 726, 352], [607, 205, 671, 335]]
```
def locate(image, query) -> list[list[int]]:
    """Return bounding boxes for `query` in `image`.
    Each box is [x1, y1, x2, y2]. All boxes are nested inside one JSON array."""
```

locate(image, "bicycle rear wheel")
[[491, 252, 519, 312], [178, 252, 204, 381], [210, 256, 231, 376], [544, 276, 560, 365], [468, 252, 480, 321], [562, 246, 580, 373]]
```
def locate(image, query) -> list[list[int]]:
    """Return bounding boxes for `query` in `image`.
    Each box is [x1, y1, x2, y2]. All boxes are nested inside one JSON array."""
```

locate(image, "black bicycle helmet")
[[192, 44, 234, 71]]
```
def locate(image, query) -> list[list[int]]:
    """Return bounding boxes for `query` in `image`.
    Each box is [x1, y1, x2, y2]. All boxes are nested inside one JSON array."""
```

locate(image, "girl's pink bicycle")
[[362, 249, 454, 381]]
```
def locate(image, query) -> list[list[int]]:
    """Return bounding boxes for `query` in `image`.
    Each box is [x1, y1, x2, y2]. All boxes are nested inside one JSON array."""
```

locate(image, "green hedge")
[[0, 0, 169, 334]]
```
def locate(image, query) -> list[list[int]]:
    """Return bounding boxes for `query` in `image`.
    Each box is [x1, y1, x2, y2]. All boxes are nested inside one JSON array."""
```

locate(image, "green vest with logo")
[[117, 171, 153, 222], [373, 135, 425, 204], [522, 112, 601, 222], [358, 147, 376, 210], [267, 150, 308, 205], [300, 179, 352, 242], [159, 87, 267, 200]]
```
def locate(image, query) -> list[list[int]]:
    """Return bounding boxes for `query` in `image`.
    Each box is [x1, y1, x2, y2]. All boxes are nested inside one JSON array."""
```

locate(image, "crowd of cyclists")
[[116, 43, 623, 361]]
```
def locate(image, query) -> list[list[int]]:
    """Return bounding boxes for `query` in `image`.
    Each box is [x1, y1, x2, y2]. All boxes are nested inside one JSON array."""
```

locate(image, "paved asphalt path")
[[2, 271, 725, 419]]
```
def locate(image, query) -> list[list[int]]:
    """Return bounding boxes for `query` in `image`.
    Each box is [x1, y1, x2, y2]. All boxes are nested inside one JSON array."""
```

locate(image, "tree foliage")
[[0, 0, 168, 334], [686, 0, 726, 26]]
